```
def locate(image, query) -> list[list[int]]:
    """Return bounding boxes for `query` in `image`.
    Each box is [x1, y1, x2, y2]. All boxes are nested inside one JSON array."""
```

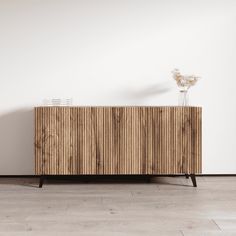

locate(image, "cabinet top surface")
[[35, 106, 202, 108]]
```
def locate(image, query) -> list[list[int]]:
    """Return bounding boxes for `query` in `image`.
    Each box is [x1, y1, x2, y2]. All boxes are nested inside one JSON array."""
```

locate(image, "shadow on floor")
[[0, 109, 34, 175], [0, 176, 195, 188]]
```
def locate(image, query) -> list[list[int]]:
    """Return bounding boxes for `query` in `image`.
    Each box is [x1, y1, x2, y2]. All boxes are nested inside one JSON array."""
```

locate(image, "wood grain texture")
[[35, 106, 202, 175]]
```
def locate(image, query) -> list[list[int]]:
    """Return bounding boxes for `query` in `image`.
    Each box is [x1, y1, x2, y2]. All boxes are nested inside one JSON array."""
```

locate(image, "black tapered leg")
[[39, 175, 44, 188], [190, 174, 197, 187], [185, 174, 189, 179]]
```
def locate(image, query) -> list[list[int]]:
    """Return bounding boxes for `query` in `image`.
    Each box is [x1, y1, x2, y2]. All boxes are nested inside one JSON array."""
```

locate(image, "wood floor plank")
[[0, 231, 183, 236], [183, 231, 236, 236], [0, 177, 235, 234], [213, 219, 236, 230]]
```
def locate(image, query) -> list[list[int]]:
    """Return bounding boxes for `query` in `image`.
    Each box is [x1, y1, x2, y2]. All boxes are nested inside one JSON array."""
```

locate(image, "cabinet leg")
[[185, 174, 189, 179], [190, 174, 197, 187], [39, 175, 44, 188]]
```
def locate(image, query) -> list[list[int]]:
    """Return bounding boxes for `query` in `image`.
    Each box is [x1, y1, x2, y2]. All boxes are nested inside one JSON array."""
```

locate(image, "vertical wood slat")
[[35, 106, 202, 175]]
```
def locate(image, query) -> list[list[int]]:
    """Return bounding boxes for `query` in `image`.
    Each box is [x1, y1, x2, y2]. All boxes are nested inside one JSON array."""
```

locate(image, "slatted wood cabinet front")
[[35, 107, 202, 175]]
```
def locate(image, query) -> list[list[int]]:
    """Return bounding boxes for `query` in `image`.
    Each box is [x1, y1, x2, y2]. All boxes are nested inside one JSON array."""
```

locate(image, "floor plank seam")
[[212, 219, 222, 231]]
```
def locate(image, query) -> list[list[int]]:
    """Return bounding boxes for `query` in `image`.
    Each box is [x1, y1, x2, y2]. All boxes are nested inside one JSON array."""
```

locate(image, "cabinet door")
[[35, 107, 71, 175]]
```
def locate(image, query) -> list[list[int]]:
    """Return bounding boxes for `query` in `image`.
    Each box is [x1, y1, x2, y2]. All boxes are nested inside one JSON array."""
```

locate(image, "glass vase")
[[178, 90, 189, 106]]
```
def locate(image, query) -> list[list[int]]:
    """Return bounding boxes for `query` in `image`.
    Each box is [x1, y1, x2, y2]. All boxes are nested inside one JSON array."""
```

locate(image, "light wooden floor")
[[0, 177, 236, 236]]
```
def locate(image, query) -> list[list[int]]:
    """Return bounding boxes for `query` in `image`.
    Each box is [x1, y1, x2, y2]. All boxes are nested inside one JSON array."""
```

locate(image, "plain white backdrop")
[[0, 0, 236, 174]]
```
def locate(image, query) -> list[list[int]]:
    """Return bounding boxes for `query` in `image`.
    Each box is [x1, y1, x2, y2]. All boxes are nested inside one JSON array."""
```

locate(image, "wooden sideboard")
[[35, 106, 202, 187]]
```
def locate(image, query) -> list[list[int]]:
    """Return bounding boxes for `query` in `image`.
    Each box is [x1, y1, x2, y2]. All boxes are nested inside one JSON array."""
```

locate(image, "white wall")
[[0, 0, 236, 174]]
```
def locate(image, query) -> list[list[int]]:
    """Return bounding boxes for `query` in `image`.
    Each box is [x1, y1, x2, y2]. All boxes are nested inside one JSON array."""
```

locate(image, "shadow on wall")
[[0, 83, 172, 175], [0, 109, 34, 175], [112, 82, 173, 104]]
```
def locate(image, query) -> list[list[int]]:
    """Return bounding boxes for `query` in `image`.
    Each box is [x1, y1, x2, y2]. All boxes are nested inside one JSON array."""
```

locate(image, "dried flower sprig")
[[172, 69, 200, 91]]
